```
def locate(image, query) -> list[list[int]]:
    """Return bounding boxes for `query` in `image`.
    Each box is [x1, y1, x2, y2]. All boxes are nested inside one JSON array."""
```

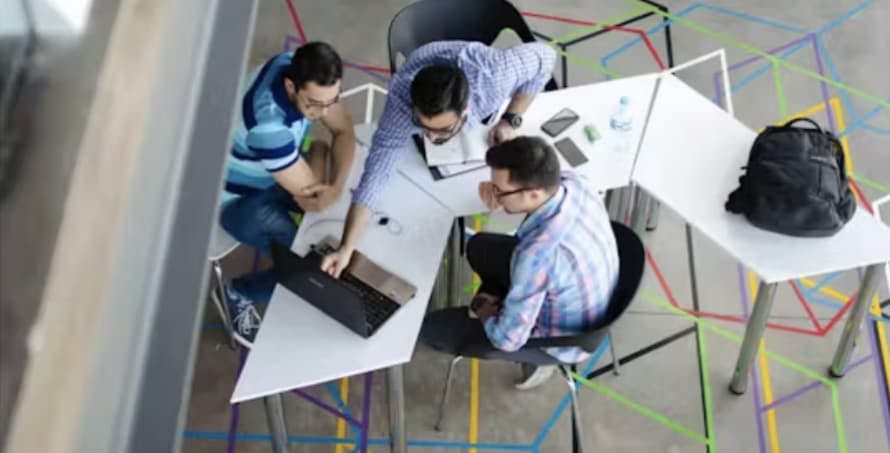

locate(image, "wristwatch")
[[501, 112, 523, 128]]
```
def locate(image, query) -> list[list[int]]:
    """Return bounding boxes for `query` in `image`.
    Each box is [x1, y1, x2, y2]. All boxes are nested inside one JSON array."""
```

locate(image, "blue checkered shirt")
[[484, 173, 620, 364], [353, 41, 557, 208]]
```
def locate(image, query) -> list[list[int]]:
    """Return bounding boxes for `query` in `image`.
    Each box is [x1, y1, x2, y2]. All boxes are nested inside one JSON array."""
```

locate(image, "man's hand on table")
[[294, 183, 341, 212], [321, 246, 354, 278]]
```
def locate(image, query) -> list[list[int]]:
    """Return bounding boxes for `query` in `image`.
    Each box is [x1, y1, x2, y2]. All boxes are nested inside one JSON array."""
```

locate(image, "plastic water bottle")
[[610, 96, 633, 151], [610, 96, 633, 131]]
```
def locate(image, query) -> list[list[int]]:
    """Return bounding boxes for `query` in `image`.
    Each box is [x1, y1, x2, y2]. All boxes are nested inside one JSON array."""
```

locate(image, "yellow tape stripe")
[[748, 272, 781, 452], [469, 217, 482, 453], [334, 378, 349, 453]]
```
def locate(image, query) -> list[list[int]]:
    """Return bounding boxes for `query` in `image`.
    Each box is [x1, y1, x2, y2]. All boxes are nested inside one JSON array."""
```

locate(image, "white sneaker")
[[515, 365, 556, 390]]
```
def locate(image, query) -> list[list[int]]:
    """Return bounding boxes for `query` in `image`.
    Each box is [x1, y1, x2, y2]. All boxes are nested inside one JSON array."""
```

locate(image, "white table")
[[231, 144, 455, 452], [632, 74, 890, 393], [356, 74, 660, 218]]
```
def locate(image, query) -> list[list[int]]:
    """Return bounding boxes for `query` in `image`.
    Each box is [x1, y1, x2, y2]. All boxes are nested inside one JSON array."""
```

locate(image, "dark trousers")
[[419, 233, 558, 366], [220, 185, 302, 303]]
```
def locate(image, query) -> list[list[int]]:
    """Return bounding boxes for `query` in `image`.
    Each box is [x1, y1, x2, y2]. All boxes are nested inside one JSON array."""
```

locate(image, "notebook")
[[422, 126, 489, 167]]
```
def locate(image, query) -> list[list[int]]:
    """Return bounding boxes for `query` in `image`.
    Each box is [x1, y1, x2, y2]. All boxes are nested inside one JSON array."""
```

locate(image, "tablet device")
[[541, 108, 580, 138], [554, 137, 588, 168]]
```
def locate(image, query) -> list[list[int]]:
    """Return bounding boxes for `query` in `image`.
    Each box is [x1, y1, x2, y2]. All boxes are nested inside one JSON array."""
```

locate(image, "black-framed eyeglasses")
[[300, 92, 341, 111], [412, 112, 468, 144], [492, 185, 533, 199]]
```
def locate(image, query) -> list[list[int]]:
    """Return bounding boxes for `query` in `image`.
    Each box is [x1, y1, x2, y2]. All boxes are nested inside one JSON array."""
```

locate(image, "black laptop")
[[270, 239, 416, 338]]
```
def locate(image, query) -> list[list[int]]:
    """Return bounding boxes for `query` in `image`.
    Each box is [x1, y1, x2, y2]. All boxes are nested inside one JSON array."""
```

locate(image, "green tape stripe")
[[550, 6, 650, 45], [831, 385, 848, 453], [552, 47, 622, 79], [623, 0, 890, 109], [640, 290, 832, 383], [772, 62, 788, 119], [851, 173, 890, 194], [639, 290, 847, 450], [697, 326, 716, 451], [569, 371, 710, 444]]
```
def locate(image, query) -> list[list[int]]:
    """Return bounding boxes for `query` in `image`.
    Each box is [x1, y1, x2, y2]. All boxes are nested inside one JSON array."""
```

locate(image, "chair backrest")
[[387, 0, 557, 90], [524, 222, 646, 352]]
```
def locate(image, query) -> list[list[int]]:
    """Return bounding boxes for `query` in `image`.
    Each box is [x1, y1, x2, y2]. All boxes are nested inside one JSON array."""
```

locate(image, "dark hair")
[[485, 136, 561, 190], [410, 65, 469, 117], [283, 41, 343, 88]]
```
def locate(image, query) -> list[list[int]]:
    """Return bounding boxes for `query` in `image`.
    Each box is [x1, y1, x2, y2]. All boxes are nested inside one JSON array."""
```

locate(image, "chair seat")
[[208, 222, 239, 261]]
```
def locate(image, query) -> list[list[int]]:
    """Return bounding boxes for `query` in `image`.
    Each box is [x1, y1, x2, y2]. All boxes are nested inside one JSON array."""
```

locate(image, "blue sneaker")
[[221, 285, 261, 347]]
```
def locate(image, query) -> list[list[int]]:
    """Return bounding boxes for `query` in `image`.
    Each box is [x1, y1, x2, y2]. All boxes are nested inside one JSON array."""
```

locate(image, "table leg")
[[830, 263, 882, 377], [629, 188, 649, 234], [646, 200, 661, 231], [263, 394, 290, 453], [387, 365, 407, 453], [730, 281, 778, 395], [447, 219, 462, 308]]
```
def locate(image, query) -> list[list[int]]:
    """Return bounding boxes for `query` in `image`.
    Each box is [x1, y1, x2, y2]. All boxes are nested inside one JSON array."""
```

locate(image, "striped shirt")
[[354, 41, 557, 208], [222, 52, 311, 203], [484, 172, 620, 363]]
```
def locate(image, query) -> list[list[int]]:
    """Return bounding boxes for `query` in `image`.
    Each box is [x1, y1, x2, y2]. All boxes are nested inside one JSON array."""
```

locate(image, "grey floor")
[[183, 0, 890, 451]]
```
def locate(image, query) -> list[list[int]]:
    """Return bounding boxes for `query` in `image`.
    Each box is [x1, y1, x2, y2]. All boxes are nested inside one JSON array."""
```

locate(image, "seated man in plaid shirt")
[[421, 136, 619, 389]]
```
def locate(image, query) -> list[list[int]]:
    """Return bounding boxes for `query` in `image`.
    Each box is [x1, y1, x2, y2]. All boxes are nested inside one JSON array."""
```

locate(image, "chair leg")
[[559, 366, 585, 453], [210, 259, 238, 350], [608, 331, 620, 376], [435, 356, 463, 431]]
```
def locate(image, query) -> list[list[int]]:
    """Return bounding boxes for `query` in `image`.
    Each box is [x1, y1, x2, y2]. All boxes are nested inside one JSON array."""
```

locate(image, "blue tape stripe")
[[799, 272, 841, 298], [531, 340, 608, 447], [726, 41, 808, 95], [183, 431, 535, 450], [816, 0, 876, 35], [600, 3, 701, 68], [698, 4, 807, 34], [802, 292, 888, 324]]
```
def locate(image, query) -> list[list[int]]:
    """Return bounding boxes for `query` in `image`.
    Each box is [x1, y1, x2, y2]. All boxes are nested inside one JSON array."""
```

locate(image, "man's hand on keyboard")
[[321, 247, 353, 278]]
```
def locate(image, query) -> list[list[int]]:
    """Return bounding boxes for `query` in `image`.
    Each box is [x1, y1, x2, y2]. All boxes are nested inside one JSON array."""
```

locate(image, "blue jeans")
[[220, 185, 302, 304]]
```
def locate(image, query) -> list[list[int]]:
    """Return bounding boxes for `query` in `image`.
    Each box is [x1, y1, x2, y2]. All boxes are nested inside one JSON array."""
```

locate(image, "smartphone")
[[554, 137, 588, 167], [541, 108, 580, 138]]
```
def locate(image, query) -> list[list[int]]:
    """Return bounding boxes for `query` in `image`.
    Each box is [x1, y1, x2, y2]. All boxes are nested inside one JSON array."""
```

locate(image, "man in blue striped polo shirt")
[[218, 42, 356, 346]]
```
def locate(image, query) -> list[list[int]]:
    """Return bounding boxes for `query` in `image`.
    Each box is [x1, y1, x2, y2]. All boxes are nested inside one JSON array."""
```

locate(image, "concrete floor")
[[183, 0, 890, 451]]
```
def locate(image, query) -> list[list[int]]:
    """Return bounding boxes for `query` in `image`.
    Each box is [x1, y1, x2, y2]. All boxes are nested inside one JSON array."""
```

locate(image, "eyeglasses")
[[492, 185, 533, 199], [299, 92, 340, 112], [412, 113, 467, 145]]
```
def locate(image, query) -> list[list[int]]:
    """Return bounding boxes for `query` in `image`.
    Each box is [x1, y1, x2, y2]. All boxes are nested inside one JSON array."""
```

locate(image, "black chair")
[[434, 222, 646, 452], [387, 0, 558, 90]]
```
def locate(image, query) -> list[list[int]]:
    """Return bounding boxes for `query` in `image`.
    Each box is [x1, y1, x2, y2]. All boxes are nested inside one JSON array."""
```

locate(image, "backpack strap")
[[783, 117, 823, 132], [827, 134, 849, 179]]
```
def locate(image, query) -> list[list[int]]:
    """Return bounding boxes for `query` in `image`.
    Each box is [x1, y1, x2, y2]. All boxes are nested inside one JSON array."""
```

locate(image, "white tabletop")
[[632, 74, 890, 283], [231, 145, 454, 403], [356, 73, 659, 217], [515, 73, 659, 192]]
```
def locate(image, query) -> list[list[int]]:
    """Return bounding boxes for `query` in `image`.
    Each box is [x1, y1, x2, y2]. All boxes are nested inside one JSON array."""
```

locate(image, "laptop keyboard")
[[339, 272, 400, 331]]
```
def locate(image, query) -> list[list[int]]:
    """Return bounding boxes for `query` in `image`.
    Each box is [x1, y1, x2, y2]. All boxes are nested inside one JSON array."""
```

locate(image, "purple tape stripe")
[[759, 353, 873, 414], [712, 35, 811, 108], [226, 349, 248, 453], [761, 381, 821, 413], [291, 388, 363, 428], [810, 33, 837, 132], [867, 320, 890, 445]]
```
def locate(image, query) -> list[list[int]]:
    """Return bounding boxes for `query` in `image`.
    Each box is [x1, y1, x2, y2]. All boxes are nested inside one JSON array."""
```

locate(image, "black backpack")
[[725, 117, 856, 237]]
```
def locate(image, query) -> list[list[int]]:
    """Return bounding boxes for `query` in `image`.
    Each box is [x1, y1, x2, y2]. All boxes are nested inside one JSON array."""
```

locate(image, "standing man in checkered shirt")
[[320, 40, 557, 278]]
